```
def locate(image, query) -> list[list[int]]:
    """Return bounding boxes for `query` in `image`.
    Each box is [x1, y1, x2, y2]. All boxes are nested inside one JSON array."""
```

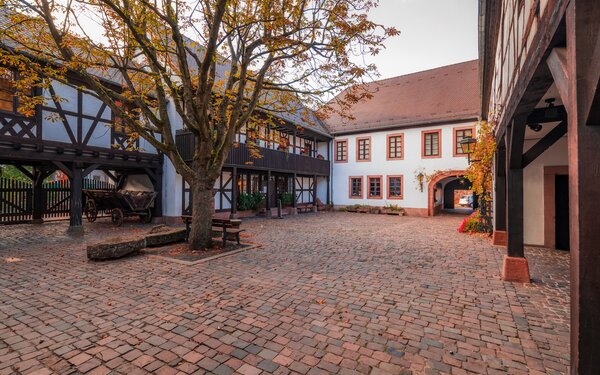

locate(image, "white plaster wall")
[[331, 122, 472, 208], [316, 176, 328, 203], [41, 80, 158, 154], [523, 136, 568, 246], [317, 141, 330, 160], [162, 101, 184, 217]]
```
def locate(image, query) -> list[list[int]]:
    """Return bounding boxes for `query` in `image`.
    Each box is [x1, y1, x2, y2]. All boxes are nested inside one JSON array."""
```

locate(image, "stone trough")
[[87, 225, 186, 260], [145, 225, 187, 247], [87, 237, 146, 260]]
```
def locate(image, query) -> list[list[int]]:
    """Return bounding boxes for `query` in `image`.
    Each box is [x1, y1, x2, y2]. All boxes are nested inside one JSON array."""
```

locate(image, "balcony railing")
[[176, 130, 330, 176]]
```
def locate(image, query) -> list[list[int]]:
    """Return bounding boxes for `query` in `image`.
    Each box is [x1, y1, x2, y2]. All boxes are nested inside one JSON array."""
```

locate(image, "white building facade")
[[325, 61, 480, 216]]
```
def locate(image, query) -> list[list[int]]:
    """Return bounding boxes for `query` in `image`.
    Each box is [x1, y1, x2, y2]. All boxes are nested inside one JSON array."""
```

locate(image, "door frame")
[[544, 166, 569, 248]]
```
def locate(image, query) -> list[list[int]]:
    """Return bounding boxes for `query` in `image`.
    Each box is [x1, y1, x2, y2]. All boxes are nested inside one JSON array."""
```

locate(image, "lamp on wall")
[[459, 136, 480, 164]]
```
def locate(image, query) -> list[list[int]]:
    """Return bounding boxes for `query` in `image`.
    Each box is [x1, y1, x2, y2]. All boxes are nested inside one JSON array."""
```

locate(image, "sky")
[[360, 0, 479, 80]]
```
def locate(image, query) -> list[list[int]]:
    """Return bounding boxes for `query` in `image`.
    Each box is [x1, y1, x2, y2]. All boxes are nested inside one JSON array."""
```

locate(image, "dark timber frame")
[[0, 70, 163, 228], [482, 0, 600, 372]]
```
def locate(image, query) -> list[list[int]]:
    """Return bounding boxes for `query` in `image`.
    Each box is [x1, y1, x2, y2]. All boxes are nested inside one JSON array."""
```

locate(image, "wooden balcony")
[[176, 131, 330, 176]]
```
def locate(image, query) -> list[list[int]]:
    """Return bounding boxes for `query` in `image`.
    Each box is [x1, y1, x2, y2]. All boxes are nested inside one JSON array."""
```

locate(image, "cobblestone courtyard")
[[0, 213, 570, 374]]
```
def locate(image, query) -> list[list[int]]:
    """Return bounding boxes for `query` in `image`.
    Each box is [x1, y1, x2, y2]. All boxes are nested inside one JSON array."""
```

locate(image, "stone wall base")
[[493, 230, 508, 246], [403, 208, 429, 217], [502, 256, 531, 283]]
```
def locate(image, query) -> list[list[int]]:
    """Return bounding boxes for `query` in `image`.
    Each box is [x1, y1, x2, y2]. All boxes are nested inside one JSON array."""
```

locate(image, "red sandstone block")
[[502, 256, 531, 283]]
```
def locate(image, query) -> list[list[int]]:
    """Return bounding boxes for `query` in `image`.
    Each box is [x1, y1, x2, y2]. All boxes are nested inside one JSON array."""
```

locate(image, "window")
[[113, 101, 137, 135], [335, 139, 347, 162], [387, 133, 404, 160], [422, 130, 441, 158], [356, 137, 371, 161], [368, 176, 382, 199], [454, 127, 474, 156], [0, 68, 16, 112], [387, 176, 403, 199], [349, 176, 363, 199]]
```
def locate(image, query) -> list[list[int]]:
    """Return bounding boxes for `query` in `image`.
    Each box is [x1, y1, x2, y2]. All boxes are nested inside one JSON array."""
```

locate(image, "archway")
[[427, 170, 471, 216]]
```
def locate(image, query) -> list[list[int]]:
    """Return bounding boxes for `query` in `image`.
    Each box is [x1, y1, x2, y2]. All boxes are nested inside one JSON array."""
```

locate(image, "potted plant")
[[381, 203, 405, 216], [278, 137, 289, 151], [237, 192, 265, 215], [278, 192, 294, 207]]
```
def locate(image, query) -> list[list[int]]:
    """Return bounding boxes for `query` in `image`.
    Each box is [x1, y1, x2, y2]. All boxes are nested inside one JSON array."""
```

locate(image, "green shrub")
[[278, 192, 294, 207], [238, 192, 264, 211]]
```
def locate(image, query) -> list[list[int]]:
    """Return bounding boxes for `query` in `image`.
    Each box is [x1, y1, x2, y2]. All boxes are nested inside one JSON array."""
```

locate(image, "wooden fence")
[[0, 178, 115, 224]]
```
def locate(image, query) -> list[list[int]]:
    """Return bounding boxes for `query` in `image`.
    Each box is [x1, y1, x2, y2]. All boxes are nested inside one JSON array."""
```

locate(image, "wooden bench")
[[296, 203, 314, 213], [181, 216, 245, 246]]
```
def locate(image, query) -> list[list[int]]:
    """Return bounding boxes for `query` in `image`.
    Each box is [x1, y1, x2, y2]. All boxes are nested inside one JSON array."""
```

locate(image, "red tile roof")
[[324, 60, 480, 134]]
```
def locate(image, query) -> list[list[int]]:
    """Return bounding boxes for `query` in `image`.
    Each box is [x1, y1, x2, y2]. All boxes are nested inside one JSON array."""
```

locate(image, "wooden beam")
[[508, 116, 527, 170], [567, 0, 600, 372], [14, 165, 34, 180], [522, 121, 568, 168], [505, 117, 526, 258], [103, 170, 118, 183], [82, 163, 101, 178], [547, 48, 570, 106], [493, 1, 569, 137], [69, 167, 83, 230], [494, 143, 507, 232]]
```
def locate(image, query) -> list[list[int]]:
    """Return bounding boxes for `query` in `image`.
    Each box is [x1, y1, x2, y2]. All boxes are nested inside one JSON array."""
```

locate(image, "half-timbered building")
[[0, 10, 332, 226], [480, 0, 600, 371]]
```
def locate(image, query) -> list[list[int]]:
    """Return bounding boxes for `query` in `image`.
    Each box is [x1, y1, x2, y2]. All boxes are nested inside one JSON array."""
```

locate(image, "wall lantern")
[[459, 136, 480, 164], [416, 172, 425, 192]]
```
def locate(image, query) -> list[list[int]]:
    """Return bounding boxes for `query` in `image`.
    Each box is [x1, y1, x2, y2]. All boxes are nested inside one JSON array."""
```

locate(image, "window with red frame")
[[368, 176, 382, 198]]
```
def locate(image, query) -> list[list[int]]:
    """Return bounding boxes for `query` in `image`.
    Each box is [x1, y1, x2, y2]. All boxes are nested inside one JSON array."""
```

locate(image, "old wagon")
[[84, 174, 157, 226]]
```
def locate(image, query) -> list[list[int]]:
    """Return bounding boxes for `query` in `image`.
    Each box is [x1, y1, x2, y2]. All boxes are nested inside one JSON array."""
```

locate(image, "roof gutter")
[[328, 116, 480, 137]]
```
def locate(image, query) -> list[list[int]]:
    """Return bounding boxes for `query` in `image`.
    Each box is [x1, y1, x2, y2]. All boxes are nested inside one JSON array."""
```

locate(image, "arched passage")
[[427, 170, 472, 216]]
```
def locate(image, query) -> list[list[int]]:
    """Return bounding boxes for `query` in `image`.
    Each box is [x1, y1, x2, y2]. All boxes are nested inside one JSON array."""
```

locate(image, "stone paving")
[[0, 213, 570, 374]]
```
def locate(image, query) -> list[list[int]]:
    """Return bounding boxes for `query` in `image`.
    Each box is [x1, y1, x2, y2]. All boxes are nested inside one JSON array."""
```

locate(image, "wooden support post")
[[312, 175, 318, 212], [503, 117, 529, 282], [292, 174, 297, 207], [493, 142, 507, 246], [566, 1, 600, 372], [32, 167, 46, 224], [265, 170, 271, 216], [69, 165, 84, 235], [326, 176, 330, 205], [230, 167, 238, 219], [152, 168, 163, 220]]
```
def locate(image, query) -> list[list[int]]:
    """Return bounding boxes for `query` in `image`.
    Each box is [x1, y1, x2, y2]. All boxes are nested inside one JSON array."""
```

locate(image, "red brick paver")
[[0, 213, 570, 374]]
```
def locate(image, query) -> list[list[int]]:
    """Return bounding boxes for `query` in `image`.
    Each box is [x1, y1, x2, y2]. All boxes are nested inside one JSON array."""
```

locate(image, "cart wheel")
[[85, 200, 98, 223], [140, 208, 153, 224], [111, 208, 124, 227]]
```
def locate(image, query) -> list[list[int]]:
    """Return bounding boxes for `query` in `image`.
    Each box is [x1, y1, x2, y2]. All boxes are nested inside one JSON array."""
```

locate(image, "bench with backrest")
[[181, 216, 245, 246], [296, 203, 314, 213]]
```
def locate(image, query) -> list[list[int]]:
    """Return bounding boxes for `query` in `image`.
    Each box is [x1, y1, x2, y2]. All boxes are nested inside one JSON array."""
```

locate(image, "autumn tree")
[[0, 0, 396, 248]]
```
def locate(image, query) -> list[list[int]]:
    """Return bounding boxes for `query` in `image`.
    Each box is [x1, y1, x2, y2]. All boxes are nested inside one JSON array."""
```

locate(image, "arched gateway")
[[427, 170, 473, 216]]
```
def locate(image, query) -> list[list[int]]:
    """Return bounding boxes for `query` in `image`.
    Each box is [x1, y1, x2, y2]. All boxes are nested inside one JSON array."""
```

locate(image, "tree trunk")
[[188, 181, 214, 250]]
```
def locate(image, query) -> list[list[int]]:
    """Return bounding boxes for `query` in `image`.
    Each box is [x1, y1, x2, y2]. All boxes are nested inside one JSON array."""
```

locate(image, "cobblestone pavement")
[[0, 213, 570, 374]]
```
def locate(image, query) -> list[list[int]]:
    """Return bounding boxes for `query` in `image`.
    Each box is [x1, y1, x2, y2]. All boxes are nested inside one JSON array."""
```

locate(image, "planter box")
[[357, 207, 370, 213], [370, 207, 381, 214], [346, 207, 358, 212], [381, 209, 405, 216]]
